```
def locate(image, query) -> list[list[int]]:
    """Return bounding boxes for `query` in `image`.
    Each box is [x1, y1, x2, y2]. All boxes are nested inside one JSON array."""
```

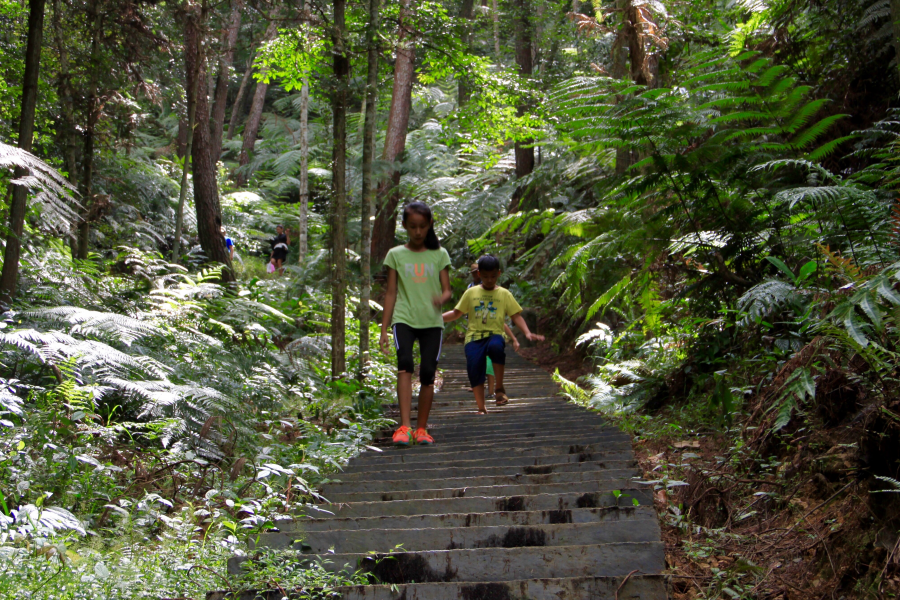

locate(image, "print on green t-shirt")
[[384, 245, 452, 330], [455, 285, 523, 344]]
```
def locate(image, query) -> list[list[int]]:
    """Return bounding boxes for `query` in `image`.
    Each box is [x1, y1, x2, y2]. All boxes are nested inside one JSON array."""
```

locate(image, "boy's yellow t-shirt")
[[455, 285, 523, 344]]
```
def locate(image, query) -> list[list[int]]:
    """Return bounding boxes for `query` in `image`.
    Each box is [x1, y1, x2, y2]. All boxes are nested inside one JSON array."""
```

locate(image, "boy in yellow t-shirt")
[[443, 255, 544, 413]]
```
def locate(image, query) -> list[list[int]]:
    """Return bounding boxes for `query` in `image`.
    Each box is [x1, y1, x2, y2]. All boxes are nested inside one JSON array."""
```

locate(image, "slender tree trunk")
[[51, 0, 77, 187], [370, 0, 415, 266], [209, 0, 244, 163], [172, 57, 200, 261], [0, 0, 45, 305], [298, 79, 309, 263], [226, 58, 254, 140], [458, 0, 474, 106], [331, 0, 350, 378], [492, 0, 500, 63], [612, 0, 631, 175], [509, 0, 534, 214], [358, 0, 380, 374], [892, 0, 900, 75], [185, 1, 234, 280], [236, 19, 278, 185], [77, 0, 103, 259]]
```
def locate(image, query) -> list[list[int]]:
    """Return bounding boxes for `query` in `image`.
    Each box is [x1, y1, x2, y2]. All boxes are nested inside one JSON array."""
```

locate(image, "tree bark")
[[492, 0, 500, 63], [358, 0, 380, 374], [298, 79, 309, 263], [892, 0, 900, 75], [508, 0, 534, 214], [458, 0, 474, 106], [51, 0, 77, 187], [0, 0, 45, 305], [172, 47, 200, 261], [331, 0, 350, 378], [185, 1, 234, 281], [77, 0, 103, 259], [236, 19, 278, 185], [209, 0, 244, 164], [226, 58, 254, 141], [370, 0, 415, 266]]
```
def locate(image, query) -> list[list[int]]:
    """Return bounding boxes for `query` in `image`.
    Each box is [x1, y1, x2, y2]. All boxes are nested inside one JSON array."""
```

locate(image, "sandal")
[[494, 388, 509, 406]]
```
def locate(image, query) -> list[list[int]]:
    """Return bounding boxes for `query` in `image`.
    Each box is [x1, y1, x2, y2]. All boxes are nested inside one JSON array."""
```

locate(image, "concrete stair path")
[[212, 345, 666, 600]]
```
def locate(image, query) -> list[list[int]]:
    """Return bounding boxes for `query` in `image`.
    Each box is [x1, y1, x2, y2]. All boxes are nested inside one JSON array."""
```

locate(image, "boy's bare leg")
[[398, 372, 413, 428], [417, 384, 434, 429], [487, 375, 495, 397], [473, 384, 487, 413], [494, 364, 505, 391]]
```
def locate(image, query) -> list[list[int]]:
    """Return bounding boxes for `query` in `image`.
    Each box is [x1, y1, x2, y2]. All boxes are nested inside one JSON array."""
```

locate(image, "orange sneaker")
[[392, 425, 412, 446], [412, 428, 434, 445]]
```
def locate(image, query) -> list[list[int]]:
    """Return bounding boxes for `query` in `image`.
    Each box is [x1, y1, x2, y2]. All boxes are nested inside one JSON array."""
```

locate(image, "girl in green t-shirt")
[[379, 202, 452, 446]]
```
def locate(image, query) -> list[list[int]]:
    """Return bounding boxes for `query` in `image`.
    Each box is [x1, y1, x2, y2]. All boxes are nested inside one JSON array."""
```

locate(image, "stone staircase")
[[213, 345, 667, 599]]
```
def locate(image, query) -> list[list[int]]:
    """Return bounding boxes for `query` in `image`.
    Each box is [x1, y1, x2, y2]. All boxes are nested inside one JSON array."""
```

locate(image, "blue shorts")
[[465, 335, 505, 387]]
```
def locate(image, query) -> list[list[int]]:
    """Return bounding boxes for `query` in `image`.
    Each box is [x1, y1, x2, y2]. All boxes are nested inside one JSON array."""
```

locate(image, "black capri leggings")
[[393, 323, 443, 386]]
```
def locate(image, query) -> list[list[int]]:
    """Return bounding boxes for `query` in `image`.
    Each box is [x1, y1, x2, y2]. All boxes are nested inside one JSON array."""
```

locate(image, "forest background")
[[1, 0, 900, 597]]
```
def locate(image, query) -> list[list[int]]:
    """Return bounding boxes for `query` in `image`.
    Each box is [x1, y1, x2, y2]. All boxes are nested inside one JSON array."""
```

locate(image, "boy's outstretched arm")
[[443, 309, 464, 323], [510, 312, 545, 342]]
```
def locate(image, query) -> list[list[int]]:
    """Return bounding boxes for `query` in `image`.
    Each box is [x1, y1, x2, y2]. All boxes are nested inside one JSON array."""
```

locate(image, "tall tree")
[[209, 0, 244, 163], [358, 0, 380, 373], [236, 18, 278, 185], [227, 57, 255, 140], [76, 0, 103, 259], [370, 0, 415, 266], [330, 0, 350, 377], [298, 78, 310, 263], [0, 0, 46, 305], [172, 48, 200, 261], [508, 0, 534, 214], [184, 0, 234, 280], [458, 0, 475, 106], [51, 0, 77, 189]]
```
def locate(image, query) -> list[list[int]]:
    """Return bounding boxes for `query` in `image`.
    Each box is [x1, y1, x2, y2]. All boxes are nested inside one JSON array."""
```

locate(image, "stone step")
[[343, 446, 633, 470], [323, 478, 644, 503], [333, 459, 637, 481], [319, 542, 666, 583], [311, 488, 653, 519], [292, 506, 656, 532], [259, 518, 661, 554], [337, 575, 667, 600], [376, 427, 627, 449], [322, 468, 639, 495], [340, 454, 634, 476], [392, 413, 609, 434]]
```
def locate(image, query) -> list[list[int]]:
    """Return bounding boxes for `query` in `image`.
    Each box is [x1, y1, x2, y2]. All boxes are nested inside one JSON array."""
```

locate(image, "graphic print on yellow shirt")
[[384, 245, 452, 329], [455, 285, 523, 344]]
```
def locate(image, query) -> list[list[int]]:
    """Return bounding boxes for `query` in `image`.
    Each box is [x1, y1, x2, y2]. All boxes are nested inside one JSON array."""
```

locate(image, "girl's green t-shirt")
[[384, 245, 452, 329]]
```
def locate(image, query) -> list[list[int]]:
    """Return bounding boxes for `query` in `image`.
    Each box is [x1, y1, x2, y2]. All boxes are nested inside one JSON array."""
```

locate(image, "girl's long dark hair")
[[402, 201, 440, 250]]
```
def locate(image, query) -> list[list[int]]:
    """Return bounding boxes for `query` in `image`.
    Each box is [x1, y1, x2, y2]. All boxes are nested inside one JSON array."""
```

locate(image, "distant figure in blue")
[[221, 226, 234, 260]]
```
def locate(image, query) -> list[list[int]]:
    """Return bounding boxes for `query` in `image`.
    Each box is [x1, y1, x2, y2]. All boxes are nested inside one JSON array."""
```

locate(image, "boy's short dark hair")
[[477, 254, 500, 272]]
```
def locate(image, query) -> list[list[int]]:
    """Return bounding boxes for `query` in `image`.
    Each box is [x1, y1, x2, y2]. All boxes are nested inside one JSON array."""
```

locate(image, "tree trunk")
[[298, 79, 309, 263], [358, 0, 380, 374], [185, 1, 234, 280], [77, 0, 103, 260], [51, 0, 77, 187], [236, 19, 278, 185], [0, 0, 45, 305], [509, 0, 534, 214], [370, 0, 415, 266], [172, 49, 200, 261], [458, 0, 474, 106], [226, 58, 254, 141], [892, 0, 900, 75], [331, 0, 350, 378], [492, 0, 500, 63], [612, 0, 631, 175], [209, 0, 244, 164]]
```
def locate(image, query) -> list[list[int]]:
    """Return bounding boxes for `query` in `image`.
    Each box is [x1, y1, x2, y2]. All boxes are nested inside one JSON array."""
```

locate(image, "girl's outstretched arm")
[[380, 268, 398, 354], [510, 312, 545, 342]]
